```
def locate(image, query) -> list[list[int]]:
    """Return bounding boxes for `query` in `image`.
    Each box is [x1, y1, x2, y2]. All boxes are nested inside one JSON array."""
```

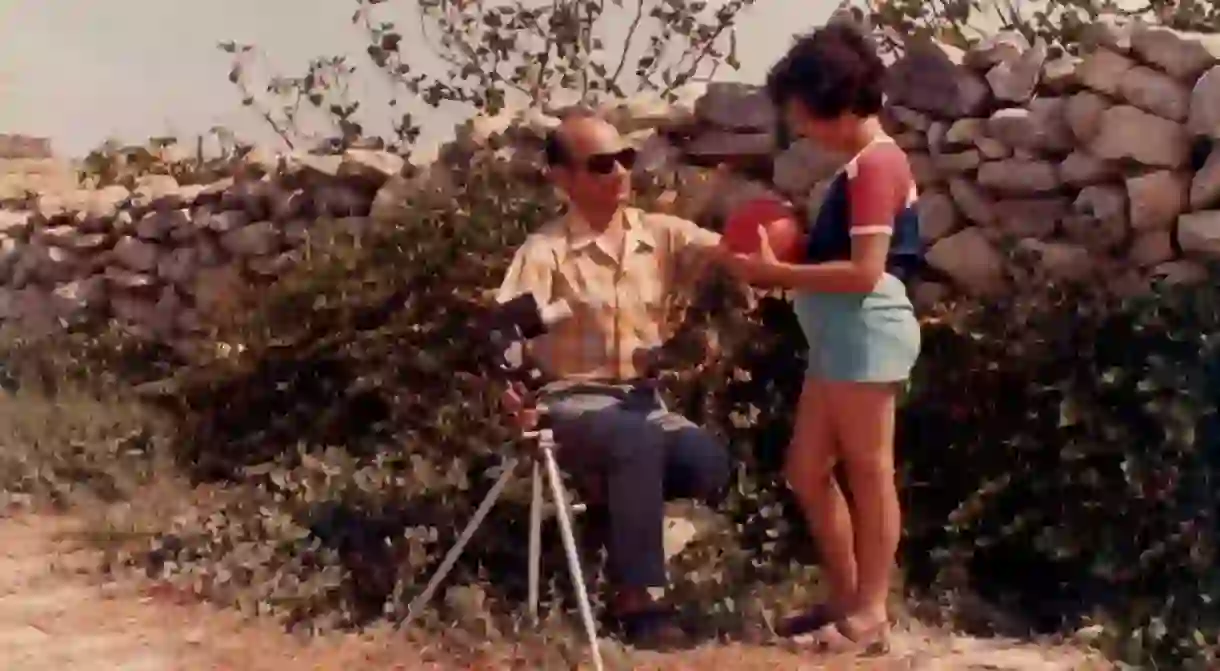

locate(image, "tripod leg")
[[541, 445, 604, 671], [405, 456, 520, 626], [527, 459, 543, 626]]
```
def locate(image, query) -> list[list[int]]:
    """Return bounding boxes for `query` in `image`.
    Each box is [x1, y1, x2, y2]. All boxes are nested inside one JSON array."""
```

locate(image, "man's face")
[[552, 118, 636, 211]]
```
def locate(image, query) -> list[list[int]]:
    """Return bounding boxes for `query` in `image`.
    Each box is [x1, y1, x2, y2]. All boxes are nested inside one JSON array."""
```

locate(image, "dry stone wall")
[[2, 14, 1220, 344], [884, 18, 1220, 300]]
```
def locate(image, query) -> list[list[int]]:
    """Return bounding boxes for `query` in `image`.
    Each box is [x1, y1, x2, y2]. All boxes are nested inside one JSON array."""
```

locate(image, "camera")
[[478, 292, 571, 396]]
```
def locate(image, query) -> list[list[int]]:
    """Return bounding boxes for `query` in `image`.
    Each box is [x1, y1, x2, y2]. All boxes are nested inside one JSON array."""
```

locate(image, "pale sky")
[[0, 0, 840, 158]]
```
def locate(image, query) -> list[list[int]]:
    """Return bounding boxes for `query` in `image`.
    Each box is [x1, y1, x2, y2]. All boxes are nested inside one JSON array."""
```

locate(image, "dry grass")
[[0, 386, 1112, 670]]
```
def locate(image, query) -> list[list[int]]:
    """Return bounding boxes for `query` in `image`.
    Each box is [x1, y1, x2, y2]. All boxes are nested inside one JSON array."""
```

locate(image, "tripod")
[[404, 406, 605, 671]]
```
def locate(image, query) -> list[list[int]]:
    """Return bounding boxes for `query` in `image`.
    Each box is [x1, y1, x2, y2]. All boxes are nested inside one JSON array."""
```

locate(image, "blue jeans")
[[542, 381, 729, 589]]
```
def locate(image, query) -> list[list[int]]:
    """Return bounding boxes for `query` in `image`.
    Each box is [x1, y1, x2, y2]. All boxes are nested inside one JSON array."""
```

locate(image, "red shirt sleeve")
[[846, 143, 914, 236]]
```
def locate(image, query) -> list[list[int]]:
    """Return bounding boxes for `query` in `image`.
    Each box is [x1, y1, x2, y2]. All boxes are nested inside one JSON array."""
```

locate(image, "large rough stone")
[[1028, 97, 1074, 152], [1060, 151, 1118, 187], [975, 136, 1011, 159], [1178, 211, 1220, 257], [932, 149, 982, 174], [112, 236, 160, 272], [1120, 66, 1193, 122], [198, 208, 251, 233], [611, 89, 701, 133], [907, 152, 939, 187], [130, 175, 184, 211], [1065, 91, 1109, 143], [157, 247, 198, 287], [1129, 25, 1220, 82], [684, 132, 775, 162], [338, 149, 404, 185], [944, 119, 985, 146], [36, 186, 129, 220], [964, 31, 1029, 71], [884, 39, 990, 118], [1089, 106, 1189, 168], [220, 221, 280, 257], [985, 37, 1046, 103], [1188, 65, 1220, 138], [1076, 48, 1135, 96], [926, 228, 1006, 296], [986, 108, 1040, 148], [1068, 185, 1128, 250], [22, 243, 80, 284], [1082, 14, 1133, 53], [978, 159, 1059, 194], [772, 140, 843, 197], [992, 197, 1069, 239], [916, 191, 959, 242], [1129, 230, 1175, 267], [1126, 170, 1188, 232], [1016, 239, 1094, 283], [136, 209, 189, 241], [948, 178, 995, 226], [886, 106, 932, 131], [35, 226, 107, 251], [1041, 55, 1081, 93], [1190, 147, 1220, 209], [985, 101, 1070, 152], [695, 83, 774, 131], [105, 266, 157, 290], [313, 184, 372, 218]]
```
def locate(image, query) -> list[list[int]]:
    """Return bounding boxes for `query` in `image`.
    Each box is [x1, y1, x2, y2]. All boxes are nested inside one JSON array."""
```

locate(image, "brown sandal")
[[788, 618, 891, 657]]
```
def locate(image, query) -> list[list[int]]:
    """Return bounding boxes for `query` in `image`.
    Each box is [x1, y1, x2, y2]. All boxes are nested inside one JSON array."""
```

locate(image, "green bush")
[[897, 275, 1220, 667]]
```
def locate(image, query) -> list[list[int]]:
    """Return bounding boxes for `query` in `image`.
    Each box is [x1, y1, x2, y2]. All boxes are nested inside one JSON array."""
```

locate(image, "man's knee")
[[666, 425, 730, 502]]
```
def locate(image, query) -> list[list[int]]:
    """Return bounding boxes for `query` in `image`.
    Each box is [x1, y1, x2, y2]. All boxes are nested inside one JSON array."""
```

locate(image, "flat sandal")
[[788, 618, 891, 657]]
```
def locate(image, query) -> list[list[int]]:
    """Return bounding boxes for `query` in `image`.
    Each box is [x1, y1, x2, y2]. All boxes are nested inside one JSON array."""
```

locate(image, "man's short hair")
[[543, 106, 602, 167]]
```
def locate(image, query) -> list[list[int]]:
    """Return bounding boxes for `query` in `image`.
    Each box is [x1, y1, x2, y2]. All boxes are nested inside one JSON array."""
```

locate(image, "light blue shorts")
[[792, 274, 921, 383]]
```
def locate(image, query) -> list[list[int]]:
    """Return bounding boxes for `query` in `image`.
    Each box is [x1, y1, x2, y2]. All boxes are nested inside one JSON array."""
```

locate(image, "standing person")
[[722, 22, 922, 655], [497, 109, 731, 649]]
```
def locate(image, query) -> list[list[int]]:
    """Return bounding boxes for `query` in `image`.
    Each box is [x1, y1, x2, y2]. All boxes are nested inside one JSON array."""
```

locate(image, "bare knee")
[[784, 441, 836, 501], [841, 451, 895, 490]]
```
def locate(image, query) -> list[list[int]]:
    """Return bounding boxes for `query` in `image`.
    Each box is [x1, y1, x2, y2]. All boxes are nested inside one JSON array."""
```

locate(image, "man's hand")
[[500, 381, 539, 431]]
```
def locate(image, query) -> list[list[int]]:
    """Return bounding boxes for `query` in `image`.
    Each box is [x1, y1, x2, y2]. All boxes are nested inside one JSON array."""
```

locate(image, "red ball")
[[722, 197, 803, 263]]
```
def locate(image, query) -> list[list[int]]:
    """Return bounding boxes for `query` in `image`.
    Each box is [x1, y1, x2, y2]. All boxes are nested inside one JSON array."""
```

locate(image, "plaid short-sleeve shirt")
[[496, 207, 720, 382]]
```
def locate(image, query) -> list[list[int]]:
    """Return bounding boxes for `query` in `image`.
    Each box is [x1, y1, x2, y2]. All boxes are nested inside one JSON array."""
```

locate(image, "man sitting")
[[497, 110, 730, 648]]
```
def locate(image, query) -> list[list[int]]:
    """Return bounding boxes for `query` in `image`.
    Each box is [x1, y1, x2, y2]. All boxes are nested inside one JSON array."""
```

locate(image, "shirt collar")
[[564, 207, 656, 255]]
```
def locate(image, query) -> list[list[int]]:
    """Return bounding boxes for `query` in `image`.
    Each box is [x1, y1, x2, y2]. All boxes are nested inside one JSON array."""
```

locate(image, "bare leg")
[[827, 380, 900, 629], [784, 377, 857, 616]]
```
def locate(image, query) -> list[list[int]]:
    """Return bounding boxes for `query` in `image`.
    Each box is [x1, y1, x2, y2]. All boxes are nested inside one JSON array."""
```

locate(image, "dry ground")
[[0, 513, 1112, 670]]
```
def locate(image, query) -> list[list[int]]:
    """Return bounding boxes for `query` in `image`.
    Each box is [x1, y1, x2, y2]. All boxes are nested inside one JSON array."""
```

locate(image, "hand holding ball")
[[722, 197, 803, 263]]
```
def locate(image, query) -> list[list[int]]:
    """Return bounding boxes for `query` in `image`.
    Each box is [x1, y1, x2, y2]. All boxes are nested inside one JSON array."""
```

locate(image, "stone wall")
[[0, 133, 75, 203], [0, 135, 52, 160], [882, 19, 1220, 298], [2, 14, 1220, 344]]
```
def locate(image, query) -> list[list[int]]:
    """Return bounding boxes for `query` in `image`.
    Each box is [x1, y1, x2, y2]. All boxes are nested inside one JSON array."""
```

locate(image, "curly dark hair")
[[765, 22, 886, 120]]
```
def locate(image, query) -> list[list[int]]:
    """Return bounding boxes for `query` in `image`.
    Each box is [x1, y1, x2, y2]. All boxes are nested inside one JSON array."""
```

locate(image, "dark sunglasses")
[[582, 147, 637, 175]]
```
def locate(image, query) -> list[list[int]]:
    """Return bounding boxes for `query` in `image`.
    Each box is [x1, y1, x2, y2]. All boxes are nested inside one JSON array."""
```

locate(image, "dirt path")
[[0, 513, 1110, 670]]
